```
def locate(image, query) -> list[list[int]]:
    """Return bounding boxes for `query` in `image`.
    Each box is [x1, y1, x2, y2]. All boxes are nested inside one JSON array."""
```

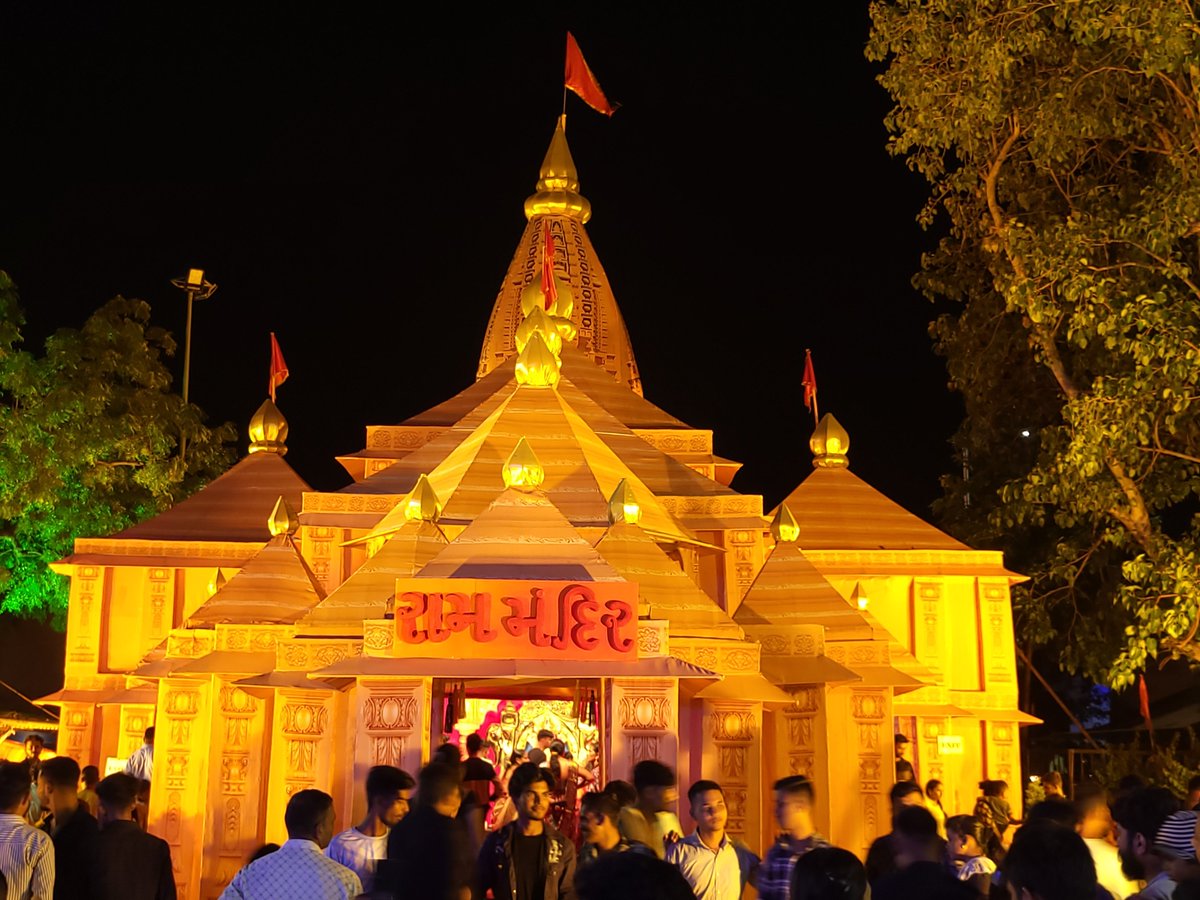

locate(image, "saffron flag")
[[269, 332, 289, 402], [542, 222, 558, 311], [565, 32, 616, 116], [1139, 674, 1154, 737], [802, 349, 818, 412]]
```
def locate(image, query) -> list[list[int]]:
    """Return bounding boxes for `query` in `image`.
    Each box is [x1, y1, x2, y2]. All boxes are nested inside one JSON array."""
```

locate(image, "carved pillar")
[[58, 703, 96, 766], [824, 684, 892, 856], [302, 525, 339, 593], [983, 720, 1019, 815], [64, 565, 105, 675], [704, 700, 762, 843], [202, 684, 270, 900], [265, 689, 339, 843], [722, 528, 764, 615], [347, 679, 429, 825], [149, 676, 214, 900], [911, 579, 945, 679], [608, 679, 678, 799], [978, 578, 1017, 694], [916, 716, 950, 785], [145, 567, 174, 648], [118, 704, 155, 758]]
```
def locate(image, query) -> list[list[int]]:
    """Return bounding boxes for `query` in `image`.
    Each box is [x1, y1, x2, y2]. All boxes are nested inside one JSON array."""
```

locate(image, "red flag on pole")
[[1139, 674, 1154, 741], [542, 222, 558, 311], [565, 32, 617, 116], [802, 349, 818, 412], [269, 332, 289, 402]]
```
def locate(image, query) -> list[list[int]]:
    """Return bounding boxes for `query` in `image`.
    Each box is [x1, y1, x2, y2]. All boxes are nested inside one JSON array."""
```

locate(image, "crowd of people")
[[9, 722, 1200, 899]]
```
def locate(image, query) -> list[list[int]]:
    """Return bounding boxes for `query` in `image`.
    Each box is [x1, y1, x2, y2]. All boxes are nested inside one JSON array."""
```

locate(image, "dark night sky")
[[1, 5, 956, 520]]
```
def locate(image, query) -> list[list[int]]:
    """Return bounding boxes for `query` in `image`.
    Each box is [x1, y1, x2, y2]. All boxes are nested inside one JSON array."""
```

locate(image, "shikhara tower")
[[48, 116, 1031, 899]]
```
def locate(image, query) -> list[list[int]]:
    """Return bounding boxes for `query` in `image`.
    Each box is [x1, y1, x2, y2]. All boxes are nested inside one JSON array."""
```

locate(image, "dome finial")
[[249, 398, 289, 455], [607, 479, 642, 525], [771, 505, 800, 543], [268, 496, 298, 537], [524, 116, 592, 222], [503, 438, 545, 490], [403, 474, 441, 524], [810, 413, 850, 469]]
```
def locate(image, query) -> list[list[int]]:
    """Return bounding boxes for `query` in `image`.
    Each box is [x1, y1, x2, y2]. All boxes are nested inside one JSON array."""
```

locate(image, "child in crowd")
[[945, 814, 995, 898]]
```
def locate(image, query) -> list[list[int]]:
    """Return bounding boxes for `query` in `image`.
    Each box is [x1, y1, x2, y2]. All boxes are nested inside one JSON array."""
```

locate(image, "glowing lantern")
[[503, 438, 545, 490]]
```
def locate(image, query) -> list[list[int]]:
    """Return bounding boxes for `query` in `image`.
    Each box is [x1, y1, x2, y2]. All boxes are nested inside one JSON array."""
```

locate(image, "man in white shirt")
[[324, 765, 413, 893], [665, 780, 758, 900], [123, 727, 154, 783], [1077, 785, 1139, 900], [220, 789, 361, 900], [0, 761, 54, 900]]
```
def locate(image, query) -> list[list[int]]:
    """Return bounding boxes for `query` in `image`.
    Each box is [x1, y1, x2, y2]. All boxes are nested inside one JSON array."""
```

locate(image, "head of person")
[[143, 726, 155, 747], [432, 742, 461, 767], [687, 780, 727, 836], [508, 762, 554, 825], [283, 789, 336, 847], [81, 765, 100, 790], [980, 779, 1009, 799], [632, 759, 677, 813], [1074, 783, 1113, 840], [366, 765, 414, 827], [95, 772, 141, 826], [575, 851, 695, 900], [580, 791, 622, 848], [1152, 809, 1200, 883], [925, 779, 943, 805], [527, 748, 547, 768], [789, 846, 867, 900], [465, 733, 484, 757], [894, 733, 909, 760], [23, 734, 45, 760], [1026, 798, 1081, 831], [603, 779, 637, 808], [892, 804, 941, 868], [1003, 819, 1097, 900], [1186, 775, 1200, 806], [549, 740, 566, 758], [890, 779, 925, 817], [1043, 771, 1064, 796], [774, 775, 816, 835], [36, 756, 81, 814], [1112, 785, 1180, 880], [418, 762, 462, 818], [536, 729, 554, 749], [0, 762, 31, 816], [945, 814, 986, 858]]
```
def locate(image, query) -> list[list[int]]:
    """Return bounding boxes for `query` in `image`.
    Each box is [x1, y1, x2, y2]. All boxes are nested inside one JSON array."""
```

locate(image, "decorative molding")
[[631, 429, 713, 455], [72, 538, 261, 563], [365, 426, 447, 450], [363, 695, 417, 731], [658, 495, 764, 518], [302, 493, 406, 514], [619, 695, 672, 731], [281, 703, 329, 736]]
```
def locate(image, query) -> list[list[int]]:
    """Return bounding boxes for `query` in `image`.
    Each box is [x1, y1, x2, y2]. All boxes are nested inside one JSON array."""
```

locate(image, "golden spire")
[[207, 568, 227, 597], [524, 115, 592, 222], [515, 330, 563, 388], [403, 474, 441, 524], [810, 413, 850, 469], [607, 478, 642, 525], [249, 398, 288, 455], [502, 437, 545, 490], [515, 306, 563, 355], [268, 496, 298, 537], [771, 505, 800, 543]]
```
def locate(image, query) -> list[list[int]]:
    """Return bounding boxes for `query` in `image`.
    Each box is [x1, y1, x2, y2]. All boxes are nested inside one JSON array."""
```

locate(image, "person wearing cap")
[[1156, 809, 1200, 885], [1112, 786, 1180, 900]]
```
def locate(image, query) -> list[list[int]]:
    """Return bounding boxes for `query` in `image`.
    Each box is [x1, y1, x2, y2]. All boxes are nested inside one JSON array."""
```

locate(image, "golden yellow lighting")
[[607, 478, 642, 525], [515, 306, 563, 355], [771, 505, 800, 543], [268, 496, 298, 537], [810, 413, 850, 469], [249, 398, 289, 456], [207, 569, 227, 598], [851, 582, 870, 611], [857, 596, 870, 610], [403, 474, 442, 523], [514, 331, 562, 388], [502, 438, 545, 490], [187, 268, 205, 287]]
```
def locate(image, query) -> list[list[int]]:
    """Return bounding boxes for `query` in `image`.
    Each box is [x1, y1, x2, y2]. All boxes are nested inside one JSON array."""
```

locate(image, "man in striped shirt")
[[0, 761, 54, 900]]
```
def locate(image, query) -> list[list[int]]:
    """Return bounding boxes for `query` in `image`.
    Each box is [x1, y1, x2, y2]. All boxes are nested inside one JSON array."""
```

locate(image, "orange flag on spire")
[[542, 222, 558, 310], [565, 32, 616, 116], [1139, 674, 1155, 743], [269, 332, 289, 402], [802, 349, 818, 412]]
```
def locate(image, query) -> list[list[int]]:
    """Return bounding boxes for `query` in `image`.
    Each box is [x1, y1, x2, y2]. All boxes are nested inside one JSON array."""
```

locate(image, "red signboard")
[[392, 579, 638, 660]]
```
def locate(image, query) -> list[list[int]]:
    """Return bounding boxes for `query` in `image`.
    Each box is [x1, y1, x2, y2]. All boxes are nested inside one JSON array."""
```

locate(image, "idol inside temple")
[[44, 116, 1031, 899]]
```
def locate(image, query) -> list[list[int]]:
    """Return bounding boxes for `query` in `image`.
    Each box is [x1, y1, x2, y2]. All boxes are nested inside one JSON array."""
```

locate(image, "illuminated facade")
[[47, 116, 1031, 899]]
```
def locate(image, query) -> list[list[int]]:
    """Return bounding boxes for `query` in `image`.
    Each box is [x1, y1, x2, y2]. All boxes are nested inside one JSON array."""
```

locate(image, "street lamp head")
[[186, 268, 205, 288], [170, 268, 218, 301]]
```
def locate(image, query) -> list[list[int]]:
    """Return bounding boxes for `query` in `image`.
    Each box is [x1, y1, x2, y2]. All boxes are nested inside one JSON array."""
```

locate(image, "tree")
[[0, 271, 235, 625], [867, 2, 1200, 687]]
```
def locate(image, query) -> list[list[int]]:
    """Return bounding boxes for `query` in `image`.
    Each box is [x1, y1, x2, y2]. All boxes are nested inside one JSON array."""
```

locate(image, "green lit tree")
[[867, 2, 1200, 687], [0, 271, 235, 625]]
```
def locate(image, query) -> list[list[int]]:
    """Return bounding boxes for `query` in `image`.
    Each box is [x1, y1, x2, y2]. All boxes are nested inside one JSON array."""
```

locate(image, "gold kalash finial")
[[810, 413, 850, 469], [248, 399, 288, 455], [524, 115, 591, 223], [515, 217, 578, 388]]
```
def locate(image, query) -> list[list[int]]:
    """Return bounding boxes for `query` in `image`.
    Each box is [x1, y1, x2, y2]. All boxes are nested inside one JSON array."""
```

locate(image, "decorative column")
[[265, 688, 340, 843], [345, 678, 430, 825], [149, 676, 215, 900], [608, 678, 678, 797], [911, 579, 945, 680], [824, 684, 892, 856], [58, 703, 96, 767], [704, 700, 762, 843], [118, 703, 155, 758]]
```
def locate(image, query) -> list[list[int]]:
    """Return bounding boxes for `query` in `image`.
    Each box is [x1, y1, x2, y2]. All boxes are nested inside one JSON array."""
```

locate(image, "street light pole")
[[170, 268, 217, 461]]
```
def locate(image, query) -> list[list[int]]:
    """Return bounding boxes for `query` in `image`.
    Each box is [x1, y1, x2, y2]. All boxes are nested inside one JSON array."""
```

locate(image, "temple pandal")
[[46, 117, 1032, 899]]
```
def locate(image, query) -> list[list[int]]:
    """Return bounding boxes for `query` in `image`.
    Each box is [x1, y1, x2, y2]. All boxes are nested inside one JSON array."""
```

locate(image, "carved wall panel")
[[346, 679, 429, 827], [851, 688, 890, 851], [705, 700, 761, 839], [609, 679, 677, 816], [911, 579, 944, 677]]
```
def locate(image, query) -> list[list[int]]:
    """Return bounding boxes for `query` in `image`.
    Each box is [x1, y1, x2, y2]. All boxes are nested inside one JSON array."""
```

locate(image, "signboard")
[[937, 735, 964, 756], [393, 579, 638, 660]]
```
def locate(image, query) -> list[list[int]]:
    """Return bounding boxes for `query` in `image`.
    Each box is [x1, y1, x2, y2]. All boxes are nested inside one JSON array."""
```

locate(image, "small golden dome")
[[403, 474, 441, 524], [519, 271, 576, 322], [810, 413, 850, 469], [515, 330, 562, 388], [515, 306, 563, 356], [249, 398, 289, 455], [207, 568, 227, 597], [607, 479, 642, 526], [771, 505, 800, 543], [503, 437, 545, 490], [524, 116, 592, 222], [268, 496, 298, 537]]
